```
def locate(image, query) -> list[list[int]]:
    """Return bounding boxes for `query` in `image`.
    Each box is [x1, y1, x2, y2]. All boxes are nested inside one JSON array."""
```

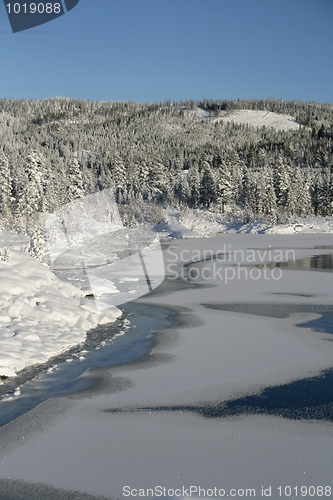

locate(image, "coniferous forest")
[[0, 97, 333, 236]]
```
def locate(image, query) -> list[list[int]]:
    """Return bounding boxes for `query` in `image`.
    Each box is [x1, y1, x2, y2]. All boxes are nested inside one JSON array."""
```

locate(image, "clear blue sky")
[[1, 0, 333, 104]]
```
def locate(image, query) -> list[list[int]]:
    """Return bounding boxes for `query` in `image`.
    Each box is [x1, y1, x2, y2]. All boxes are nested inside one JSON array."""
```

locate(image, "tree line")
[[0, 97, 332, 237]]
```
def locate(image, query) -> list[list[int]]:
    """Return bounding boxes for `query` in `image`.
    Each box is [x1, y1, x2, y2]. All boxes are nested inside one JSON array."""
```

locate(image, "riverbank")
[[0, 301, 178, 427], [0, 247, 121, 377]]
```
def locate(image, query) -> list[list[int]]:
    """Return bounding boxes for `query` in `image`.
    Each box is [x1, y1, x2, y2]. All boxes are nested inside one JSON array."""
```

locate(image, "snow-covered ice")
[[0, 234, 332, 498]]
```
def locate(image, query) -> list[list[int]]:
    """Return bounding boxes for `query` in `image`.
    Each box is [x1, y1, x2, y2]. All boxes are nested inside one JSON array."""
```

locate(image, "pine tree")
[[111, 155, 127, 203], [173, 172, 183, 207], [241, 166, 251, 207], [200, 163, 215, 208], [274, 155, 290, 208], [28, 227, 45, 261], [67, 156, 85, 201], [212, 153, 223, 170], [0, 154, 13, 223], [216, 161, 233, 213], [260, 167, 277, 221], [187, 164, 200, 207], [149, 159, 168, 203], [328, 163, 333, 215], [285, 183, 298, 216], [15, 150, 45, 231], [180, 172, 190, 206], [288, 167, 312, 216], [318, 167, 331, 216], [228, 153, 244, 205], [199, 155, 215, 207], [311, 169, 324, 215]]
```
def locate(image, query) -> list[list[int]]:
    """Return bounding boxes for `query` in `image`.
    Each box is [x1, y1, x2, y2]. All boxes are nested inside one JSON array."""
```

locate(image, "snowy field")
[[221, 109, 300, 130], [0, 234, 332, 499], [196, 107, 300, 131]]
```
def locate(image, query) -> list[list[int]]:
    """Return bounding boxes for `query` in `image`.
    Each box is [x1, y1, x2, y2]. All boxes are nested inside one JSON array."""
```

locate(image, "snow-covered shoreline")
[[0, 247, 121, 378], [157, 208, 333, 239]]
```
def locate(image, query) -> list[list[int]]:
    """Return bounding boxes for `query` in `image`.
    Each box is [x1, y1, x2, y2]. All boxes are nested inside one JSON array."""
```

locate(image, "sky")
[[0, 0, 333, 104]]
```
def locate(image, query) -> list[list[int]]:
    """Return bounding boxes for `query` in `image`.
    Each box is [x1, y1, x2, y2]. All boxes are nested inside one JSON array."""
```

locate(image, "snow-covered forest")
[[0, 97, 333, 236]]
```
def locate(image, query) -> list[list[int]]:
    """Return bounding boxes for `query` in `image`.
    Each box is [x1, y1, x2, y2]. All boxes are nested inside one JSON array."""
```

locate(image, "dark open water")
[[108, 250, 333, 423], [0, 302, 176, 428]]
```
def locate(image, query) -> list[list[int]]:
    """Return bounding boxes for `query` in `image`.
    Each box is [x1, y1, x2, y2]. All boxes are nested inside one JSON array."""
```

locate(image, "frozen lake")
[[0, 234, 333, 500]]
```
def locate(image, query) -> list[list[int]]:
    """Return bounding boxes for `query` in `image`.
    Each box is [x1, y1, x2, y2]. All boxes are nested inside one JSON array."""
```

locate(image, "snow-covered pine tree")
[[138, 162, 149, 189], [110, 155, 127, 203], [240, 166, 251, 208], [216, 160, 233, 213], [314, 166, 331, 215], [310, 169, 325, 215], [257, 148, 268, 170], [274, 155, 290, 209], [15, 150, 45, 232], [173, 172, 183, 207], [187, 164, 200, 207], [287, 167, 312, 216], [28, 227, 45, 261], [173, 155, 183, 173], [180, 172, 190, 206], [252, 174, 263, 217], [149, 158, 168, 203], [227, 152, 244, 205], [285, 182, 298, 216], [242, 173, 258, 219], [327, 163, 333, 216], [200, 157, 215, 208], [67, 156, 85, 201], [260, 167, 277, 222], [212, 153, 223, 170], [0, 154, 13, 224]]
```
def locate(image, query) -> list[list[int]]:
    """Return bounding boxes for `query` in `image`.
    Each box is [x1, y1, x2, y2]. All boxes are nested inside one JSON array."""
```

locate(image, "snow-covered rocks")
[[0, 249, 121, 377]]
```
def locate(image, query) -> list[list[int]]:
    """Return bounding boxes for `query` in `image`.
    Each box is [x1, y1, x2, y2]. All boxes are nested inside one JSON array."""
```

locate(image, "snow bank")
[[0, 249, 121, 377], [159, 209, 333, 239]]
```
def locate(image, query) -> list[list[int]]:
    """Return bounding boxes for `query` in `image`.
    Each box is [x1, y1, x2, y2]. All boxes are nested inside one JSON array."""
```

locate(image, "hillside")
[[0, 97, 332, 233]]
